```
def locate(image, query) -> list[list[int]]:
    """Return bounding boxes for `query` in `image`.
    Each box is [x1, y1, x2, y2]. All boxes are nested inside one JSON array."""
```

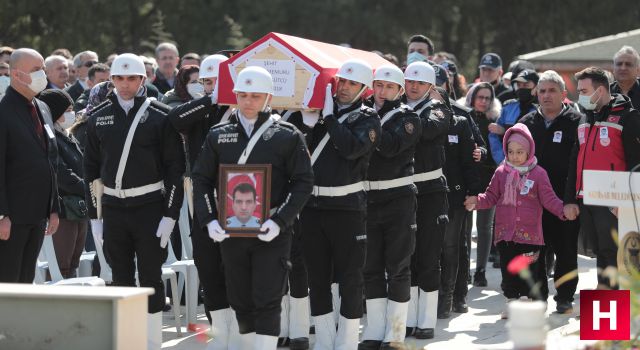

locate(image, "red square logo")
[[580, 290, 631, 340]]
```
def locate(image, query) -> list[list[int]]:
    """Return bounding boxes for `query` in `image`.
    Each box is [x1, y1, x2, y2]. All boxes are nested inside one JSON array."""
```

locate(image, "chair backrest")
[[178, 194, 193, 259], [92, 234, 113, 283], [41, 235, 65, 283]]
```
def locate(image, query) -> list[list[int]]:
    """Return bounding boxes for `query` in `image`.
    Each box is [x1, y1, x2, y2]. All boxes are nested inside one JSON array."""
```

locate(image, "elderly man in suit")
[[0, 48, 60, 283]]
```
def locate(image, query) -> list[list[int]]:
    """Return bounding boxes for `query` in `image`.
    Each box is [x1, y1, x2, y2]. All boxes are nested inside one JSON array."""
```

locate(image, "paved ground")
[[159, 239, 599, 349]]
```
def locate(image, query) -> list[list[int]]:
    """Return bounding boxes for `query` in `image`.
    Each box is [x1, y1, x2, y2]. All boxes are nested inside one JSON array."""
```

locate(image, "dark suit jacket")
[[64, 80, 85, 102], [0, 87, 60, 224]]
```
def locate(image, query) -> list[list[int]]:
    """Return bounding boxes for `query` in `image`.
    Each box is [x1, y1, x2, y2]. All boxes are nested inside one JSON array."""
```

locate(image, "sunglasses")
[[83, 60, 98, 68]]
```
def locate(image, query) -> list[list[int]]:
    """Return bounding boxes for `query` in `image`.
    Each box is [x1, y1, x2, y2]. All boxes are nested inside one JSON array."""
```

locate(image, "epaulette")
[[177, 101, 207, 119], [88, 100, 112, 116], [275, 118, 297, 131], [148, 100, 170, 115]]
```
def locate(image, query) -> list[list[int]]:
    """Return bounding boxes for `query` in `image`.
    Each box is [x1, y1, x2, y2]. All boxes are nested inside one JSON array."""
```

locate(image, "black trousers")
[[453, 212, 472, 300], [411, 191, 448, 292], [220, 232, 292, 336], [0, 220, 46, 283], [579, 203, 619, 289], [289, 219, 309, 298], [536, 210, 580, 302], [301, 208, 367, 319], [497, 241, 543, 300], [192, 221, 229, 312], [364, 195, 416, 302], [440, 204, 467, 298], [103, 201, 167, 313]]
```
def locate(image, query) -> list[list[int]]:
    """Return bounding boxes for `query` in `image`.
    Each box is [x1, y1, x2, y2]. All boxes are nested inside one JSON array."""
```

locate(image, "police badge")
[[618, 231, 640, 277], [405, 122, 415, 134], [369, 129, 376, 142], [262, 128, 276, 141], [347, 112, 360, 123], [433, 110, 445, 119]]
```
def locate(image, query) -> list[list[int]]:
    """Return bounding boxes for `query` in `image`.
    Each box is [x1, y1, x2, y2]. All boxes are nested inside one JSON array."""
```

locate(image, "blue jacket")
[[489, 100, 536, 164]]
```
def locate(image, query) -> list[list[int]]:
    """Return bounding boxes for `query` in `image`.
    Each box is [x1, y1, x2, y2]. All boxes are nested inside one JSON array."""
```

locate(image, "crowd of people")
[[0, 35, 639, 350]]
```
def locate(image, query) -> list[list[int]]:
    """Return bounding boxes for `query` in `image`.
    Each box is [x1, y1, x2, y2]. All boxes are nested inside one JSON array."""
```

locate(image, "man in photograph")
[[227, 182, 261, 228]]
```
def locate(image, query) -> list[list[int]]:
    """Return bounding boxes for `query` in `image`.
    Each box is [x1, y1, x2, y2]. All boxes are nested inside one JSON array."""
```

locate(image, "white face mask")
[[0, 75, 10, 97], [21, 70, 48, 94], [187, 82, 205, 99], [58, 111, 76, 130], [578, 88, 601, 111]]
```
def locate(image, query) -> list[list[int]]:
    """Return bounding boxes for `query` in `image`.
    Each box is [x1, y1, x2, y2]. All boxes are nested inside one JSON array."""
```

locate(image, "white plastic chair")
[[77, 251, 96, 277], [164, 238, 199, 332], [37, 235, 105, 286]]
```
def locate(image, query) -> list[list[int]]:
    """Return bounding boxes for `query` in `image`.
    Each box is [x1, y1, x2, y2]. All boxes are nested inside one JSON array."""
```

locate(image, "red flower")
[[507, 254, 533, 275]]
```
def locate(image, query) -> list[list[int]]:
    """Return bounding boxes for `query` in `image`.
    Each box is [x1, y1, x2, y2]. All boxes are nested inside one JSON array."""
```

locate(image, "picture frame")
[[218, 164, 272, 237]]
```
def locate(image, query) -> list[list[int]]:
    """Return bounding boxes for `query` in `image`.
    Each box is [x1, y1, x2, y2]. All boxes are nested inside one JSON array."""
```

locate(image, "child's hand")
[[464, 196, 478, 211], [563, 204, 579, 221]]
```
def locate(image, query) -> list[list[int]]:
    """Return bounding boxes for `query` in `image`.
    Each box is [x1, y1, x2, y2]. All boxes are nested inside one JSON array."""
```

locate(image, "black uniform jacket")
[[192, 110, 314, 231], [83, 94, 185, 219]]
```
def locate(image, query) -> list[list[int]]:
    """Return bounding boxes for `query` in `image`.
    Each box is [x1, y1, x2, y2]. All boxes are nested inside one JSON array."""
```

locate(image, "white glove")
[[301, 110, 320, 127], [90, 219, 103, 243], [155, 217, 176, 248], [207, 220, 229, 242], [322, 84, 334, 118], [211, 80, 219, 104], [258, 219, 280, 242]]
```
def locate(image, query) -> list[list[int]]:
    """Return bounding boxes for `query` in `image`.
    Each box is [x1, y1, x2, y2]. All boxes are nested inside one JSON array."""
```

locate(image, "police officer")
[[83, 53, 185, 349], [402, 61, 452, 339], [358, 65, 421, 349], [167, 54, 244, 349], [192, 66, 313, 350], [299, 59, 380, 349]]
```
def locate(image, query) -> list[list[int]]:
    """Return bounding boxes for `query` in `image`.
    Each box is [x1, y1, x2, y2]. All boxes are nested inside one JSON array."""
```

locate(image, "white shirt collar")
[[116, 92, 135, 114], [237, 111, 257, 136]]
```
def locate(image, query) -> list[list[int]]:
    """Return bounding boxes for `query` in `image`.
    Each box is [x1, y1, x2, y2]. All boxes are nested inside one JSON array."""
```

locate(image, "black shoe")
[[162, 303, 172, 312], [414, 327, 434, 339], [405, 327, 414, 337], [452, 299, 468, 313], [555, 300, 573, 314], [381, 342, 406, 350], [473, 270, 487, 287], [290, 337, 310, 350], [437, 294, 452, 319], [358, 340, 382, 349]]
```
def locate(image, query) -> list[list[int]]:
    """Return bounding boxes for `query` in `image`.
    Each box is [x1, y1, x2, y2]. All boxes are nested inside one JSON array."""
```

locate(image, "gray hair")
[[72, 50, 98, 68], [613, 45, 640, 66], [537, 70, 565, 91], [155, 42, 179, 57], [44, 55, 68, 69]]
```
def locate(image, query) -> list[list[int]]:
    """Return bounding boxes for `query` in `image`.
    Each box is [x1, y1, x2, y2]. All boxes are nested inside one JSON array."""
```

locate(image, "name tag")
[[599, 127, 608, 139], [448, 135, 458, 143], [520, 179, 535, 195], [43, 124, 55, 139], [553, 131, 562, 143]]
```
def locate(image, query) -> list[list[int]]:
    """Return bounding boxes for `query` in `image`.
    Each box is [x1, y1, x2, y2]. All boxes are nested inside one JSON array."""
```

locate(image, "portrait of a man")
[[226, 182, 261, 228]]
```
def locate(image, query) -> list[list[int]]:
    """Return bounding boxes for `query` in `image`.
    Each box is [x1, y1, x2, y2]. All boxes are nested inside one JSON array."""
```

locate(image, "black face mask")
[[516, 88, 533, 104]]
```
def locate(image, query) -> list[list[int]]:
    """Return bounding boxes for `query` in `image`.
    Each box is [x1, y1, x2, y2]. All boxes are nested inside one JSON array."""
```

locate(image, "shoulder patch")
[[368, 129, 377, 142], [404, 121, 415, 134]]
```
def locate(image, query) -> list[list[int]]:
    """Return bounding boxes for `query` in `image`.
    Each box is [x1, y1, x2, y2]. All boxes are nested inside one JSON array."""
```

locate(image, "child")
[[464, 123, 570, 318]]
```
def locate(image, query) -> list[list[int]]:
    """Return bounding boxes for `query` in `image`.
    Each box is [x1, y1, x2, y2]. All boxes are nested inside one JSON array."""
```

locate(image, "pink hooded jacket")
[[476, 123, 565, 246]]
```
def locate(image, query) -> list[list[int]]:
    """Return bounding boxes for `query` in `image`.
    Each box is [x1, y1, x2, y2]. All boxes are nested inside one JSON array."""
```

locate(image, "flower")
[[507, 254, 533, 275]]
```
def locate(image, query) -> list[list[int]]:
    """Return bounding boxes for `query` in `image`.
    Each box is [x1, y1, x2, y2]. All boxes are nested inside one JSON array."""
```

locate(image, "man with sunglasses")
[[65, 50, 99, 101]]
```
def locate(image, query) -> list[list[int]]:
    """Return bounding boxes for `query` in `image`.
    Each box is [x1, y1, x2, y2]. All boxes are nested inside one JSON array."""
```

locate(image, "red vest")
[[575, 107, 627, 197]]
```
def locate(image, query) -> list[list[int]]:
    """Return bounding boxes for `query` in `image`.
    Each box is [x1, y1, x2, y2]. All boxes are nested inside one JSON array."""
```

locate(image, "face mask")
[[516, 88, 533, 103], [187, 82, 205, 99], [0, 75, 9, 96], [58, 111, 76, 129], [578, 88, 601, 111], [407, 52, 428, 65], [21, 70, 48, 94]]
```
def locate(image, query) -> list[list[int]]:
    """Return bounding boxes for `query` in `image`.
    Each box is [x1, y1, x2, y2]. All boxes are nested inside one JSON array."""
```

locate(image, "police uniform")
[[440, 115, 481, 318], [404, 95, 452, 338], [298, 97, 380, 341], [83, 94, 185, 313], [167, 96, 232, 323], [360, 97, 422, 346], [192, 110, 313, 338]]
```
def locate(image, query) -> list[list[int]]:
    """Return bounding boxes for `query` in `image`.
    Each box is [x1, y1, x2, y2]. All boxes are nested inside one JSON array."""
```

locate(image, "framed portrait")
[[218, 164, 272, 236]]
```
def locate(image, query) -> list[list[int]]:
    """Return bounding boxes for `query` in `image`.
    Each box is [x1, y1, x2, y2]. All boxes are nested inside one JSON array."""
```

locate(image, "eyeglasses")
[[83, 60, 98, 68], [476, 96, 492, 101]]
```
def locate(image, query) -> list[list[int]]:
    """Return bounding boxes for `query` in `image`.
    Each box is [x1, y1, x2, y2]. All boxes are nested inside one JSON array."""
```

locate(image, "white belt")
[[364, 175, 414, 191], [312, 182, 365, 197], [412, 168, 444, 183], [104, 181, 164, 199]]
